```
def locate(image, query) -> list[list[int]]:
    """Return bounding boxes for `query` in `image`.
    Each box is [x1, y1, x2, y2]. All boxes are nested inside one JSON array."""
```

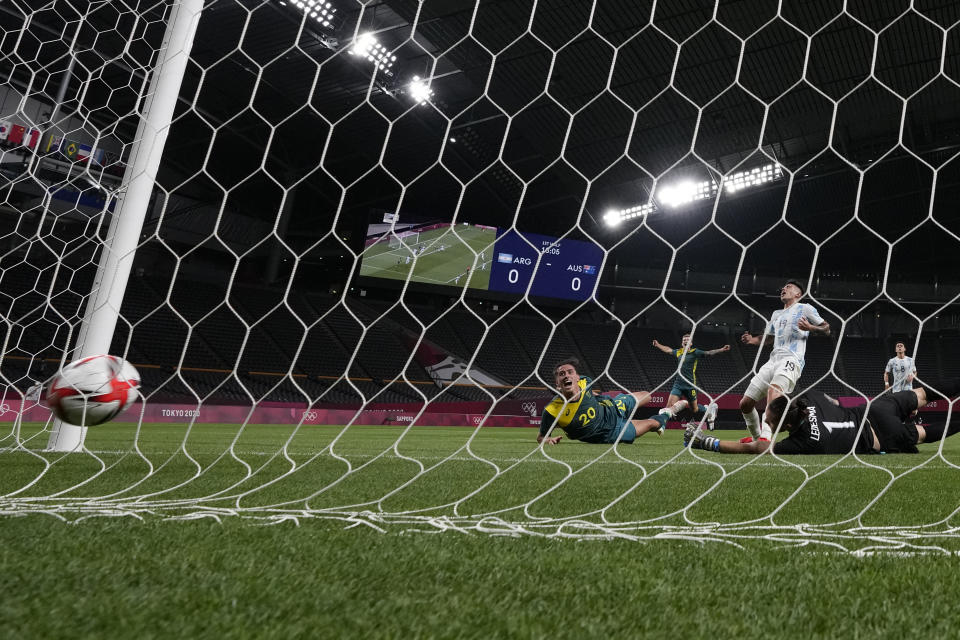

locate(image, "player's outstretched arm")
[[705, 344, 731, 356], [687, 432, 774, 454], [740, 332, 769, 347], [537, 411, 562, 445], [651, 339, 673, 354], [913, 380, 960, 444], [914, 377, 960, 407]]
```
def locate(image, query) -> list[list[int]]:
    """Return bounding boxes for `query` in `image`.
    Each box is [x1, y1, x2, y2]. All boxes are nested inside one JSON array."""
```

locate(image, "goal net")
[[2, 0, 959, 552]]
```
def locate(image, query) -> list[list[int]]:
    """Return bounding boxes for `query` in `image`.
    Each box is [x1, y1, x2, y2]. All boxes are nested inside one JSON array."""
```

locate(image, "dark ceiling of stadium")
[[5, 0, 960, 282]]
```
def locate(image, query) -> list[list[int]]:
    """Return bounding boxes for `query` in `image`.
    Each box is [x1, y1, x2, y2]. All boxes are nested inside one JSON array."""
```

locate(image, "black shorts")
[[868, 391, 920, 453]]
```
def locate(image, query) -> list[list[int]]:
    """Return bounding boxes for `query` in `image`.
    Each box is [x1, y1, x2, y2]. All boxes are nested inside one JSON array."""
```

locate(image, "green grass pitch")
[[358, 224, 496, 289], [3, 422, 960, 637]]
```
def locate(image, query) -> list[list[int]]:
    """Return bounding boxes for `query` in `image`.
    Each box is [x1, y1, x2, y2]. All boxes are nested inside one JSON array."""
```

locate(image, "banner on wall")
[[404, 333, 507, 389], [2, 394, 950, 427]]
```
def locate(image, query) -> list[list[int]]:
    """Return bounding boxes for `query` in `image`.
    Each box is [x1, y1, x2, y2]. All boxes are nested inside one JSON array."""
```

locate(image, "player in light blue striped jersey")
[[739, 279, 831, 442], [884, 341, 917, 393]]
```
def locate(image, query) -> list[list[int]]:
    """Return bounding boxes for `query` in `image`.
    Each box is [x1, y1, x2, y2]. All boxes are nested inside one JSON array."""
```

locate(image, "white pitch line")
[[10, 449, 945, 470]]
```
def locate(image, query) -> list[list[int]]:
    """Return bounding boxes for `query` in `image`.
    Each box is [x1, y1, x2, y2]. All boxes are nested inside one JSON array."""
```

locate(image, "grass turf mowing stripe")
[[4, 515, 960, 638], [3, 423, 960, 534]]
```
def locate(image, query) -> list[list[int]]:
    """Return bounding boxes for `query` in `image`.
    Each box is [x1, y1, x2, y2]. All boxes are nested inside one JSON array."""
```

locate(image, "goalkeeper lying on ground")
[[684, 378, 960, 455], [537, 358, 670, 445]]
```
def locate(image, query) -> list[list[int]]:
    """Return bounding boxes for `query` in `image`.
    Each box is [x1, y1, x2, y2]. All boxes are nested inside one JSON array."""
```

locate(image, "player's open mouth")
[[561, 377, 575, 390]]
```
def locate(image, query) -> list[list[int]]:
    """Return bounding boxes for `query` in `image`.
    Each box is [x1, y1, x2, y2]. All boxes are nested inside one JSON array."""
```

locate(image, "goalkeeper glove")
[[683, 423, 700, 447], [684, 424, 720, 452], [696, 436, 721, 452]]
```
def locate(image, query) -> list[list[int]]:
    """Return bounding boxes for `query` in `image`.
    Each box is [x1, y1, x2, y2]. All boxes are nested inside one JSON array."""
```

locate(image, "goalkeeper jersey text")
[[773, 391, 874, 455]]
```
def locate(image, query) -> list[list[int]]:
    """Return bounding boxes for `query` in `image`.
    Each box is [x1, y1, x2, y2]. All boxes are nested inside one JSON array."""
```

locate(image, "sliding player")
[[537, 358, 668, 445], [740, 280, 830, 442], [652, 334, 729, 430], [684, 378, 960, 455], [884, 341, 917, 392]]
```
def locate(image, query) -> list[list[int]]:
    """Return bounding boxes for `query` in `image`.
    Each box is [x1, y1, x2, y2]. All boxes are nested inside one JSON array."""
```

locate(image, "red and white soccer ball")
[[46, 355, 141, 426]]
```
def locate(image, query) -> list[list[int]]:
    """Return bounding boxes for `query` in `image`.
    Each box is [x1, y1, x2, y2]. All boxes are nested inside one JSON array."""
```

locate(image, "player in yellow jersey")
[[652, 333, 729, 430], [537, 358, 669, 445]]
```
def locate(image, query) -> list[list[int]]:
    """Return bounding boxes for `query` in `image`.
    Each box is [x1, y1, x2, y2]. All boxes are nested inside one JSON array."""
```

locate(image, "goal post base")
[[44, 419, 87, 452]]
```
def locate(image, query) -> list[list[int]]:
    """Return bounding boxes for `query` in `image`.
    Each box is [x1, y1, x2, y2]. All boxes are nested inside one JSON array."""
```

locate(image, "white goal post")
[[46, 0, 204, 451]]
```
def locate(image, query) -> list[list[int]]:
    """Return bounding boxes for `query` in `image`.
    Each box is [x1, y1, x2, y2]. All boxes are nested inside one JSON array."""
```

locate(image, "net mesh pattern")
[[1, 0, 960, 552]]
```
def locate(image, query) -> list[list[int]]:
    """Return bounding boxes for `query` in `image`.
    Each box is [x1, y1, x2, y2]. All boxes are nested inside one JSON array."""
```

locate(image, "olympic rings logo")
[[521, 402, 537, 416], [303, 411, 318, 421]]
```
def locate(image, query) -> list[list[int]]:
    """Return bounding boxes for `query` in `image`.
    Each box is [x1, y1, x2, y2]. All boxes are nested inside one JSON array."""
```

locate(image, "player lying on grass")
[[683, 378, 960, 455], [537, 358, 670, 445], [652, 333, 729, 430]]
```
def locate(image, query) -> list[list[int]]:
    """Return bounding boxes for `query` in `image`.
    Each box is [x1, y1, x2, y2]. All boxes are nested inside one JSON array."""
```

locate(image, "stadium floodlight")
[[408, 76, 433, 104], [349, 33, 396, 71], [723, 163, 783, 193], [658, 181, 692, 207], [650, 164, 783, 211], [604, 202, 656, 226], [656, 179, 717, 208], [696, 180, 718, 199], [289, 0, 336, 29], [350, 32, 375, 56]]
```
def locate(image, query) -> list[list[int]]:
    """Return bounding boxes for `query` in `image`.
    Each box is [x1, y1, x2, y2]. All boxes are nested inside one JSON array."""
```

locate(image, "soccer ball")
[[46, 355, 141, 426]]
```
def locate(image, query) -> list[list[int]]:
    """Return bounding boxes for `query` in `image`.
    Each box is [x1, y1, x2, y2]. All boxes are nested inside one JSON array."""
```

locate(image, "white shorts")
[[744, 357, 802, 402]]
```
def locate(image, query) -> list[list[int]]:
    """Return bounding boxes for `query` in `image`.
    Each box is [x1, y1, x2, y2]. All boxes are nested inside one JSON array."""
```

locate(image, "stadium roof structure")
[[3, 0, 960, 288]]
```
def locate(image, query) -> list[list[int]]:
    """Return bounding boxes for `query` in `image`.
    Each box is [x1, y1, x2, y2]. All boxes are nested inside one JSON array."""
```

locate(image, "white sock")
[[660, 399, 688, 417], [759, 421, 773, 441], [743, 408, 761, 438]]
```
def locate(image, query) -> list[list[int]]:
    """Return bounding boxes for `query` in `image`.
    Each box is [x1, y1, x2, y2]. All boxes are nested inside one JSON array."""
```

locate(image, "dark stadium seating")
[[4, 268, 951, 409], [837, 338, 885, 394], [938, 337, 960, 381]]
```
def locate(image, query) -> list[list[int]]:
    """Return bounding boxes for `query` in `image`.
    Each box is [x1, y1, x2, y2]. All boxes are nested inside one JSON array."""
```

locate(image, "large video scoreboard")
[[357, 223, 604, 302]]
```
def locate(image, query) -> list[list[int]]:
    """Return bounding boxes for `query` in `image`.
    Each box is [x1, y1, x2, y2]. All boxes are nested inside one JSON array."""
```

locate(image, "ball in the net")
[[46, 355, 141, 426]]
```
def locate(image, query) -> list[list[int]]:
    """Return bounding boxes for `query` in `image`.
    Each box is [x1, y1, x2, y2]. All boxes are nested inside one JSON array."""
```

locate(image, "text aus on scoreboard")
[[488, 230, 603, 301]]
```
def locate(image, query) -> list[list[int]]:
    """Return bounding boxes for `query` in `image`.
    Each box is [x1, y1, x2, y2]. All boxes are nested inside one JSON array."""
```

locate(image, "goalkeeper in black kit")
[[684, 378, 960, 455]]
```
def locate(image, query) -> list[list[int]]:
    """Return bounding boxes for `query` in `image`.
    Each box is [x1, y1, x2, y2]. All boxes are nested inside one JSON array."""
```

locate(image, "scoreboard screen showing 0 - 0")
[[488, 230, 602, 301], [357, 222, 604, 302]]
